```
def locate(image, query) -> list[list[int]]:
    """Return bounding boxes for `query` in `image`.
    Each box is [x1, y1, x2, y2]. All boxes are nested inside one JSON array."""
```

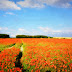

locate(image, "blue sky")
[[0, 0, 72, 37]]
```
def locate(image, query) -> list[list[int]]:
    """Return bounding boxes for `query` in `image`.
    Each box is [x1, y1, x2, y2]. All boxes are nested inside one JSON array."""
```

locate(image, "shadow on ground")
[[15, 52, 51, 72], [15, 52, 29, 72]]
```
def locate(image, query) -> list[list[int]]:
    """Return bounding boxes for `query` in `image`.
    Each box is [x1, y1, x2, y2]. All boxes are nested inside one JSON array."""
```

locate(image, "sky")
[[0, 0, 72, 37]]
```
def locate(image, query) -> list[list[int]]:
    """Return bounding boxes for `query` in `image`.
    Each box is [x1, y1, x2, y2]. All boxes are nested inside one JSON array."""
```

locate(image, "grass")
[[53, 37, 72, 39], [0, 43, 16, 51]]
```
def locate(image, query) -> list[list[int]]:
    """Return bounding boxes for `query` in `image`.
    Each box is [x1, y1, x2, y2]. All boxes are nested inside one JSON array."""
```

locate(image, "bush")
[[16, 35, 48, 38], [48, 37, 53, 38], [0, 34, 10, 38]]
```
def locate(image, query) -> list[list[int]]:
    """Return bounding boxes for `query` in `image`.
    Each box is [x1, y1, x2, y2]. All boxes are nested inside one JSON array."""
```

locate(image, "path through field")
[[20, 45, 23, 52], [8, 46, 14, 49], [0, 38, 72, 72]]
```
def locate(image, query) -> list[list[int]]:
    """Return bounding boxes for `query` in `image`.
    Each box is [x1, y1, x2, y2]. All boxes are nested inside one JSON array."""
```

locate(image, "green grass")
[[53, 37, 72, 39], [0, 43, 16, 52], [14, 43, 23, 49]]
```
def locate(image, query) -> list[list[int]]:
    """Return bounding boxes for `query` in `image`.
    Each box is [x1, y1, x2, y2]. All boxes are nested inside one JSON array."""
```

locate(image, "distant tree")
[[48, 36, 53, 38], [16, 35, 49, 38], [0, 34, 10, 38]]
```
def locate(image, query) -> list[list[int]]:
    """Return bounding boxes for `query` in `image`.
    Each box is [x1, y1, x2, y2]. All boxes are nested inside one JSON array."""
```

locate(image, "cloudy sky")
[[0, 0, 72, 37]]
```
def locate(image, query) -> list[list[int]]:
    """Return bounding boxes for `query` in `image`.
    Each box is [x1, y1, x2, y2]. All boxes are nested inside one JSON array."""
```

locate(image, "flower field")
[[0, 38, 22, 51], [0, 47, 22, 72], [0, 38, 72, 72]]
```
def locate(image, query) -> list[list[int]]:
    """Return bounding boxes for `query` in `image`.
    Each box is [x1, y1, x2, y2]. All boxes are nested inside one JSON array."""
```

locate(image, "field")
[[0, 38, 72, 72], [53, 37, 72, 39]]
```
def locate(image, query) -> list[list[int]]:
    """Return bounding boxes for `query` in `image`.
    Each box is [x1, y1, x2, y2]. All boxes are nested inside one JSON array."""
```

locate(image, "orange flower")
[[31, 69, 33, 72]]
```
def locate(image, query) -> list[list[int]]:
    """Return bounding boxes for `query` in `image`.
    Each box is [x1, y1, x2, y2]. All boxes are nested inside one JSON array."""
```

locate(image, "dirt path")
[[8, 46, 14, 49], [20, 45, 23, 52], [7, 44, 23, 52]]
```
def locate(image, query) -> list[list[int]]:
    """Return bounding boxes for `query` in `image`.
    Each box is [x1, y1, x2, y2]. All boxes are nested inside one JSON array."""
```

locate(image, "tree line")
[[0, 34, 53, 38], [16, 35, 49, 38], [0, 34, 10, 38]]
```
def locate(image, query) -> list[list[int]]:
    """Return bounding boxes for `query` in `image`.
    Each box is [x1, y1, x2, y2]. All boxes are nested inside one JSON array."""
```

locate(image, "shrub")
[[16, 35, 49, 38], [0, 34, 10, 38]]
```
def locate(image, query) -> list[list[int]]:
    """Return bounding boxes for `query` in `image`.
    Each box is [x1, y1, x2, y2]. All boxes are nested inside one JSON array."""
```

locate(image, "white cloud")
[[3, 27, 8, 30], [0, 0, 71, 10], [3, 15, 6, 17], [17, 0, 72, 8], [39, 27, 52, 32], [53, 0, 72, 8], [0, 27, 9, 35], [10, 35, 16, 37], [0, 0, 72, 10], [18, 28, 30, 34], [39, 26, 72, 34], [19, 28, 25, 31], [18, 28, 27, 33], [0, 27, 8, 30], [40, 0, 72, 8], [53, 30, 62, 33], [6, 32, 11, 34], [0, 27, 2, 30], [6, 12, 15, 15], [39, 26, 72, 37], [17, 0, 45, 8], [63, 30, 72, 33], [0, 0, 21, 10], [0, 27, 72, 37]]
